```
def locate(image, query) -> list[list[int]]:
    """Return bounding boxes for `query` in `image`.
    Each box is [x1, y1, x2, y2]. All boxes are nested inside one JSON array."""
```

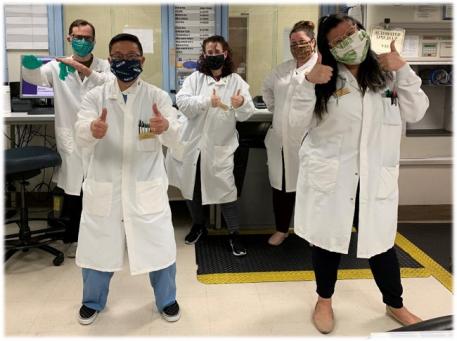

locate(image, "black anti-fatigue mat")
[[195, 232, 424, 279], [398, 223, 452, 273]]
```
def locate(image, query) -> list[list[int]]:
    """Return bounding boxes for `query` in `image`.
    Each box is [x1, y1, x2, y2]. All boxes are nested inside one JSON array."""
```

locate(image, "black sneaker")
[[161, 301, 181, 322], [184, 224, 206, 245], [229, 232, 247, 257], [78, 305, 98, 325]]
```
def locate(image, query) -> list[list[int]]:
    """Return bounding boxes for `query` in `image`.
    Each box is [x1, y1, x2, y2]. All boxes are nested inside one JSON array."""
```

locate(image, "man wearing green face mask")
[[21, 19, 111, 258]]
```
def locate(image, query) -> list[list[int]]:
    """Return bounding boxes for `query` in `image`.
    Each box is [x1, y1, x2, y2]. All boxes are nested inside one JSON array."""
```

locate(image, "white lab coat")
[[262, 53, 318, 192], [74, 78, 181, 275], [293, 63, 429, 258], [165, 71, 255, 204], [22, 56, 111, 195]]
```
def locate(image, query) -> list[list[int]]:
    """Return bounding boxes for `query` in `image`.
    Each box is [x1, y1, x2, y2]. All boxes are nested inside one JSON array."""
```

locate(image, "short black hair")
[[68, 19, 95, 38], [109, 33, 143, 55]]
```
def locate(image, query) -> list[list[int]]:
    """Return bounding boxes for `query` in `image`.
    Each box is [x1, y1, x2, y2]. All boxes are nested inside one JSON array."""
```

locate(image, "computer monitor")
[[20, 55, 54, 99]]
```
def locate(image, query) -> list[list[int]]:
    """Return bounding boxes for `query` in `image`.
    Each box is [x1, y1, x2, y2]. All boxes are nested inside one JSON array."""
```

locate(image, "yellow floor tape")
[[198, 231, 452, 292], [395, 232, 453, 292]]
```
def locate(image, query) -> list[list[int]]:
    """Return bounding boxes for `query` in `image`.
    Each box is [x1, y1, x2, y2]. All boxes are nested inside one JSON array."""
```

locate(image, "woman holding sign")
[[290, 14, 428, 333], [166, 35, 255, 256]]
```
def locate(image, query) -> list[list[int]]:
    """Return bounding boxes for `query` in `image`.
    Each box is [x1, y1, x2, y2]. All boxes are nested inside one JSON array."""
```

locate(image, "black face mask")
[[205, 54, 225, 70], [110, 59, 143, 82]]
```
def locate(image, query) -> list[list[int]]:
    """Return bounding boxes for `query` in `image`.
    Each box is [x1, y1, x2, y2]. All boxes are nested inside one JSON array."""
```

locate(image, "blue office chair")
[[5, 146, 65, 266]]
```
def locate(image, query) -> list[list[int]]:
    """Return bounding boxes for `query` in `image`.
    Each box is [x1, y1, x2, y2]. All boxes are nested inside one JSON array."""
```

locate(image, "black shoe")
[[161, 301, 181, 322], [229, 232, 247, 257], [78, 305, 98, 325], [184, 224, 206, 245]]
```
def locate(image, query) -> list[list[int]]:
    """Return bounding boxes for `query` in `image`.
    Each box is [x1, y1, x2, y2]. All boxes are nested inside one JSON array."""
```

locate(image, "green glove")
[[22, 55, 43, 69], [67, 64, 76, 73], [58, 62, 69, 80]]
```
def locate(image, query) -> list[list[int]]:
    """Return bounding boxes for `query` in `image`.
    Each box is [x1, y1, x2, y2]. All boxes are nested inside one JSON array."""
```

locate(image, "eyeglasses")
[[329, 24, 357, 48], [110, 53, 142, 61], [290, 40, 313, 49], [71, 34, 94, 42]]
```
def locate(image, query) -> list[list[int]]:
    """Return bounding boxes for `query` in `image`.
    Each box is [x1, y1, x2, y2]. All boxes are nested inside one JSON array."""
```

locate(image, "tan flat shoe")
[[312, 300, 334, 334], [268, 232, 289, 246], [386, 305, 422, 326]]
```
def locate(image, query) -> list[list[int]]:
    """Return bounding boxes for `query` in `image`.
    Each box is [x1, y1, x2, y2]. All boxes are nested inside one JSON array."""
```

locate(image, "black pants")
[[272, 151, 296, 233], [60, 191, 82, 243], [186, 157, 240, 233], [311, 183, 403, 308]]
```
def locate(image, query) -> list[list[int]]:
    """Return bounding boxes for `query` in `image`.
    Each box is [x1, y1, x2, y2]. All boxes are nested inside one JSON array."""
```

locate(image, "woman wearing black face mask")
[[166, 35, 255, 257], [262, 20, 318, 246]]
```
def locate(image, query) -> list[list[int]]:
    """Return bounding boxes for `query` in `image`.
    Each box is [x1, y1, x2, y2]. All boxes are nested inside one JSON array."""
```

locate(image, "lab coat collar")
[[205, 74, 229, 86], [296, 52, 318, 73], [108, 78, 143, 99]]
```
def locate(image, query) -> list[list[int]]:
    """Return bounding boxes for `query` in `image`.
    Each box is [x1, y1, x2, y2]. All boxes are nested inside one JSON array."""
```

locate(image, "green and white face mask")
[[330, 29, 370, 65]]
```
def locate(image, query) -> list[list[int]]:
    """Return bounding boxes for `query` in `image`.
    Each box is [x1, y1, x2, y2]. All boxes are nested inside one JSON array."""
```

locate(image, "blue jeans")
[[82, 263, 177, 312]]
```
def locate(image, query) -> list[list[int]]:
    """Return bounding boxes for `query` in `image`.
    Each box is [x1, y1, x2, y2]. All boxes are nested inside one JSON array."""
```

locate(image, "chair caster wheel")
[[53, 253, 64, 266]]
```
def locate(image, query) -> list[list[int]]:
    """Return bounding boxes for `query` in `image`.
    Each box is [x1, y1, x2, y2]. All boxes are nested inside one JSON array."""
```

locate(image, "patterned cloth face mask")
[[330, 29, 370, 65], [290, 41, 314, 61]]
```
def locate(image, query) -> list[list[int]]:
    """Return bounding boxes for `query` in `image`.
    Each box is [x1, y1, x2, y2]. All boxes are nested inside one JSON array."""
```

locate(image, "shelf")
[[406, 129, 452, 137], [400, 157, 452, 165], [407, 59, 452, 65]]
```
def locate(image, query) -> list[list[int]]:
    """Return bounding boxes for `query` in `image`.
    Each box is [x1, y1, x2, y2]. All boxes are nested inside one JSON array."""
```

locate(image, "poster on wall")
[[122, 28, 154, 54], [175, 5, 216, 90]]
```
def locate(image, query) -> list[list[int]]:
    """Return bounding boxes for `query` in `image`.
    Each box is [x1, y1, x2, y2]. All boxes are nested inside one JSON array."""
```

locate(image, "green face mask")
[[330, 29, 370, 65], [71, 38, 94, 57]]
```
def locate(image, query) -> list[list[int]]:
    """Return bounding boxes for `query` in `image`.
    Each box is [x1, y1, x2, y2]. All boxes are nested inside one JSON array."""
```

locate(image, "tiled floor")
[[4, 209, 454, 337]]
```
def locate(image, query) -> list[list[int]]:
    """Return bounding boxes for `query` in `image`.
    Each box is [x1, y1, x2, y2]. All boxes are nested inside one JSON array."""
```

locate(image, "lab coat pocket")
[[136, 179, 165, 215], [376, 166, 399, 199], [264, 128, 281, 163], [55, 128, 74, 154], [381, 104, 402, 166], [83, 179, 113, 217], [213, 145, 235, 175], [169, 141, 186, 162], [306, 156, 339, 193], [137, 137, 159, 152]]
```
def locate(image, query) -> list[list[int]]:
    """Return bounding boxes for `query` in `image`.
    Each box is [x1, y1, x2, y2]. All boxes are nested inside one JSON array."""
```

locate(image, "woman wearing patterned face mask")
[[290, 14, 429, 333], [166, 35, 255, 256], [262, 21, 318, 246]]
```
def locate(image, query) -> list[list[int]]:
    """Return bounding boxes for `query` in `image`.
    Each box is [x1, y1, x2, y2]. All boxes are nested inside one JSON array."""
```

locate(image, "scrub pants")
[[311, 182, 404, 308], [272, 151, 296, 233], [187, 157, 241, 233], [82, 263, 177, 312]]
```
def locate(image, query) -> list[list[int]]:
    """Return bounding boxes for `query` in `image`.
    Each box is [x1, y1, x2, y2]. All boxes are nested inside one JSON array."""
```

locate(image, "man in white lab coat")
[[21, 19, 111, 257], [74, 33, 181, 325], [262, 20, 318, 246], [292, 14, 429, 333], [165, 35, 255, 256]]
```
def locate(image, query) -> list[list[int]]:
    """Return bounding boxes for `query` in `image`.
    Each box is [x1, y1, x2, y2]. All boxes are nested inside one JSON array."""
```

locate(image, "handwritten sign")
[[370, 28, 405, 54]]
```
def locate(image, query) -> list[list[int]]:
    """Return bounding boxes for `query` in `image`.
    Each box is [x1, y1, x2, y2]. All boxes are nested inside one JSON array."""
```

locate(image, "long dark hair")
[[197, 35, 234, 78], [315, 14, 390, 119]]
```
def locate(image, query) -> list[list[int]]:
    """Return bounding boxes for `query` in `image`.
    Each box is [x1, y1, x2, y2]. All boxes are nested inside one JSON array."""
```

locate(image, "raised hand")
[[56, 56, 91, 76], [149, 103, 169, 135], [378, 40, 406, 72], [91, 108, 108, 139], [230, 89, 244, 109], [211, 88, 222, 108], [305, 53, 333, 84]]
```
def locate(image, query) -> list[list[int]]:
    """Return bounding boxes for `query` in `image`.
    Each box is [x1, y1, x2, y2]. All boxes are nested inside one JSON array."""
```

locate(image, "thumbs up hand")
[[230, 89, 244, 109], [378, 40, 406, 71], [305, 53, 333, 84], [210, 88, 222, 108], [149, 103, 169, 135], [91, 108, 108, 139]]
